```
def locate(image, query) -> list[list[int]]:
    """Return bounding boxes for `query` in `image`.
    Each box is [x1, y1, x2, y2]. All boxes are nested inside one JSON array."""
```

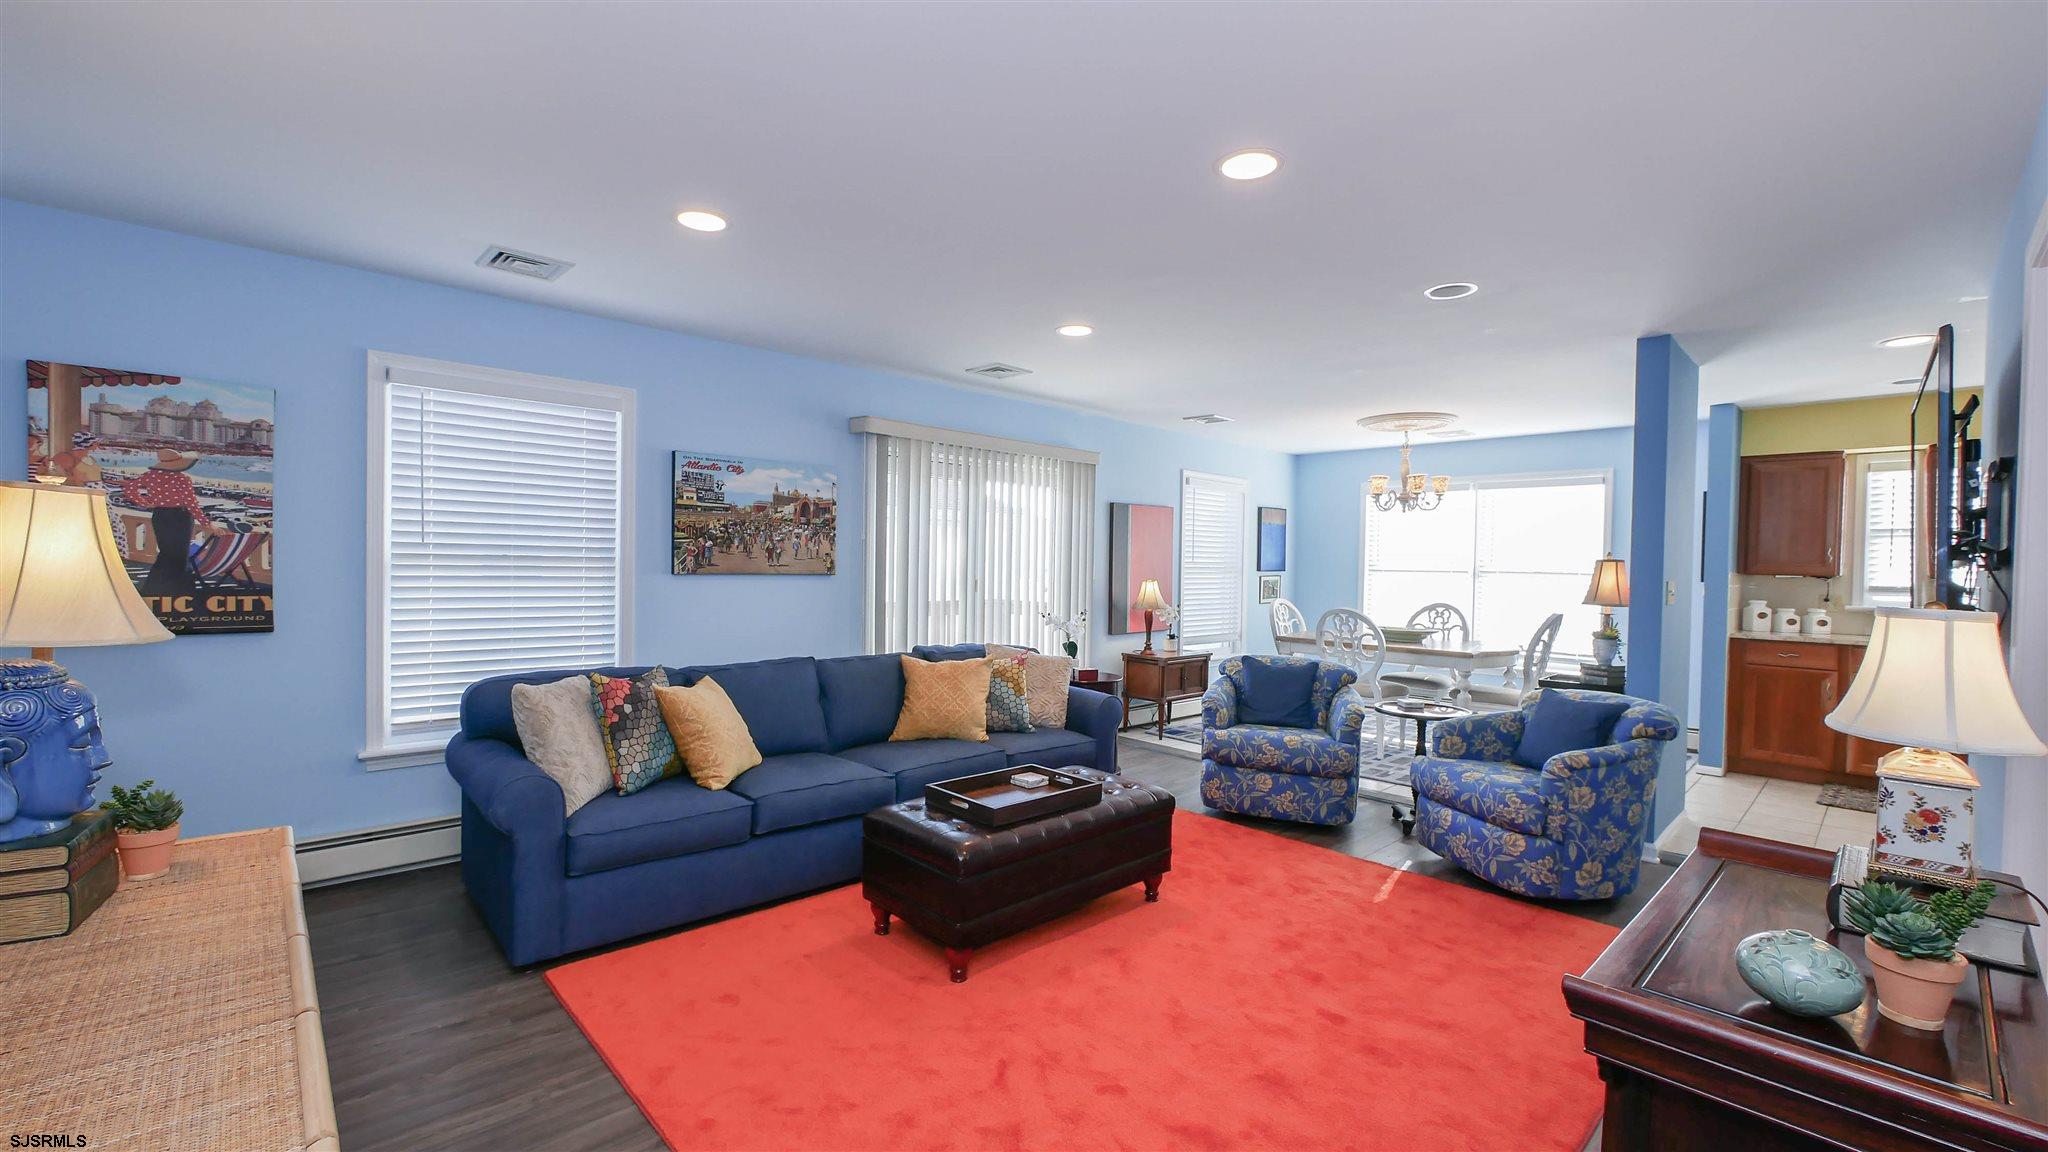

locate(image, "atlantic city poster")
[[672, 452, 837, 575], [28, 360, 275, 634]]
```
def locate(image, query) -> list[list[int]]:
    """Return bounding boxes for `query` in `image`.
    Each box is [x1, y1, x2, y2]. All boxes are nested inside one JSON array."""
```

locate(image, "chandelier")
[[1359, 412, 1457, 513]]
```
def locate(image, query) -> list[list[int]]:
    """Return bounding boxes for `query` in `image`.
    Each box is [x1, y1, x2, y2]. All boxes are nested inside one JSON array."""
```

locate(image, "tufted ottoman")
[[861, 767, 1174, 981]]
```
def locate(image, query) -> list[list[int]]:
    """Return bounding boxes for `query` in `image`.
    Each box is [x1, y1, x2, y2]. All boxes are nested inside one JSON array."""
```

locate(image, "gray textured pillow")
[[510, 676, 612, 816]]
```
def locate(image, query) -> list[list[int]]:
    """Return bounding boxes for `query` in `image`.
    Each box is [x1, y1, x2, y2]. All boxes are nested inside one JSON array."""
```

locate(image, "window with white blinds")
[[365, 353, 634, 763], [1178, 471, 1249, 655], [859, 420, 1094, 658], [1361, 471, 1609, 666], [1854, 450, 1914, 608]]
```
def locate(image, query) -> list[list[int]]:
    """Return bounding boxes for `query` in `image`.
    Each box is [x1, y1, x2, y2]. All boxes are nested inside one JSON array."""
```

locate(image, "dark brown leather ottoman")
[[862, 767, 1174, 982]]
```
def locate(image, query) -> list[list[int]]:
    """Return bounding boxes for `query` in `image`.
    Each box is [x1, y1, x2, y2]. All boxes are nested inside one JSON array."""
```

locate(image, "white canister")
[[1803, 608, 1833, 637], [1774, 608, 1803, 635], [1743, 600, 1772, 633]]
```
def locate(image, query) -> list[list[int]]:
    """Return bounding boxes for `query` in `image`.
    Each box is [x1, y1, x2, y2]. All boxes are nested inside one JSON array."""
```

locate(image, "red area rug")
[[547, 812, 1616, 1151]]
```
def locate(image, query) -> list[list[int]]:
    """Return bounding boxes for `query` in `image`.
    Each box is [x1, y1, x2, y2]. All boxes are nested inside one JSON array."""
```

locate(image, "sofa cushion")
[[838, 740, 1007, 800], [1412, 758, 1549, 838], [725, 753, 894, 834], [674, 657, 829, 758], [1514, 689, 1630, 770], [909, 643, 985, 663], [817, 654, 905, 750], [1238, 657, 1317, 728], [985, 728, 1096, 769], [564, 775, 754, 877], [462, 666, 659, 745], [1206, 724, 1355, 779]]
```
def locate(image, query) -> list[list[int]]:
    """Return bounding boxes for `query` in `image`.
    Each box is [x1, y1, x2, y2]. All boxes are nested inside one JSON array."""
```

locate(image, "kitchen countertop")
[[1729, 630, 1869, 647]]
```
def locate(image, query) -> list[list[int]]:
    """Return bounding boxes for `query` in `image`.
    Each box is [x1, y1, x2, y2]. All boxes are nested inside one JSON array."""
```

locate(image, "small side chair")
[[1199, 655, 1367, 826]]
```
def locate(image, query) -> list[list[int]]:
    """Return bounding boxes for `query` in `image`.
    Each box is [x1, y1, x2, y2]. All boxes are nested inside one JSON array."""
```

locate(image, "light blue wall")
[[1290, 426, 1636, 629], [0, 199, 1291, 840], [1627, 335, 1699, 838], [1695, 405, 1741, 770]]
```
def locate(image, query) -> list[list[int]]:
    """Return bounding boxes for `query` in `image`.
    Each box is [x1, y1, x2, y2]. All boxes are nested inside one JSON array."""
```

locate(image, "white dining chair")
[[1468, 612, 1565, 710], [1269, 597, 1310, 653], [1378, 602, 1467, 702], [1315, 608, 1391, 759]]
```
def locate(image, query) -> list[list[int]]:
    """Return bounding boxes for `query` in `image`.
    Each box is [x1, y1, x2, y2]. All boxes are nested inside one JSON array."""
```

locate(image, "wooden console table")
[[1563, 828, 2045, 1151], [1121, 649, 1211, 738], [0, 827, 337, 1151]]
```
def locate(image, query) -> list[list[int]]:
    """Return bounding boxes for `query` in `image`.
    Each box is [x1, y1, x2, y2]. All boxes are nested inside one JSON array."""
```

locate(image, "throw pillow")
[[1513, 689, 1631, 770], [1238, 657, 1317, 728], [988, 643, 1074, 728], [654, 677, 763, 790], [590, 668, 682, 794], [890, 655, 992, 742], [986, 675, 1034, 733], [510, 676, 613, 816]]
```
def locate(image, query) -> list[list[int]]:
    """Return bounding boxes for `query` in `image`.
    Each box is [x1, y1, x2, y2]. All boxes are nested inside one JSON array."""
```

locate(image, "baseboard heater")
[[295, 815, 460, 888]]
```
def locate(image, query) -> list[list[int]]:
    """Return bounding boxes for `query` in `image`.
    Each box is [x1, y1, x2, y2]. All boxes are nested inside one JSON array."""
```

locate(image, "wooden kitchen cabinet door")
[[1738, 452, 1846, 576]]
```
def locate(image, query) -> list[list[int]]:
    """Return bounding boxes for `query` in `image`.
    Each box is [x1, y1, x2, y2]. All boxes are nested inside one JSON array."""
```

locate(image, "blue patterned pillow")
[[1513, 689, 1628, 769]]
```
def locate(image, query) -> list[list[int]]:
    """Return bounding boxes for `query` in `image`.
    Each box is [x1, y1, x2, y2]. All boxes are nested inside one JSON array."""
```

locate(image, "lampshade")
[[0, 481, 172, 647], [1583, 555, 1629, 609], [1825, 607, 2046, 756], [1133, 578, 1170, 613]]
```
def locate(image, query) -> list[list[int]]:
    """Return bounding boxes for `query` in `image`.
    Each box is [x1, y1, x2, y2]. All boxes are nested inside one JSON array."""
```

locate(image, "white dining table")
[[1274, 632, 1521, 707]]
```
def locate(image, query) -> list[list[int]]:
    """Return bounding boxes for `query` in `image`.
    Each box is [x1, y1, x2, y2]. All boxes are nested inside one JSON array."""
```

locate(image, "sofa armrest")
[[1328, 687, 1366, 745], [1064, 686, 1123, 774], [1539, 737, 1662, 850], [1202, 676, 1239, 731], [445, 734, 568, 842], [1428, 710, 1524, 762]]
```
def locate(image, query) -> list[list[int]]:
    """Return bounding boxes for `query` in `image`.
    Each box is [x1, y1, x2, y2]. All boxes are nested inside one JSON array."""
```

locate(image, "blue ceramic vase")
[[1735, 928, 1866, 1018]]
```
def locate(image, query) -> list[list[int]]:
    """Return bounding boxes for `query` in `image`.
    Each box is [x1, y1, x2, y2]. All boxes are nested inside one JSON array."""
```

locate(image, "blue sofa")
[[446, 644, 1121, 965]]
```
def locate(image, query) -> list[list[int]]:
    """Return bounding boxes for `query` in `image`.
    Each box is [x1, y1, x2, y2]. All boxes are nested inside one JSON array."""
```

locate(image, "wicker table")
[[0, 827, 337, 1151]]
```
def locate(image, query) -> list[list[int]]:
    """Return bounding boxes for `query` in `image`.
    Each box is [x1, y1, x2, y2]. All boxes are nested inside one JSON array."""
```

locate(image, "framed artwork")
[[1258, 506, 1287, 572], [672, 452, 837, 574], [27, 360, 275, 634], [1108, 502, 1174, 635], [1259, 574, 1281, 603]]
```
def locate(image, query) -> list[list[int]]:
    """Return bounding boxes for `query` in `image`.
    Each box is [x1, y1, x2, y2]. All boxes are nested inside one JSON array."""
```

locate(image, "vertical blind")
[[378, 375, 625, 748], [1178, 472, 1248, 654], [864, 430, 1093, 657]]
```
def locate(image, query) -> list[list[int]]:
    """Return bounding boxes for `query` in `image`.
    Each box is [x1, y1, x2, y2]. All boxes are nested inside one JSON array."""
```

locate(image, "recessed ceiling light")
[[1877, 333, 1936, 349], [1182, 413, 1234, 425], [1056, 324, 1094, 337], [1960, 295, 1988, 303], [676, 210, 727, 232], [1217, 150, 1281, 181], [1424, 283, 1479, 301]]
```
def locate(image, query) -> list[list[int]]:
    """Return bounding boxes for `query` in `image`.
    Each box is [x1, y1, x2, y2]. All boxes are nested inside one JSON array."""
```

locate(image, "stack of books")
[[1576, 662, 1626, 688], [0, 810, 118, 945]]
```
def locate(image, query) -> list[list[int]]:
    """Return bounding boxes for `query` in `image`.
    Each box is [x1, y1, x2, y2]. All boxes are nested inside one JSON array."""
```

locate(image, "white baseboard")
[[295, 815, 460, 887], [1693, 761, 1727, 777]]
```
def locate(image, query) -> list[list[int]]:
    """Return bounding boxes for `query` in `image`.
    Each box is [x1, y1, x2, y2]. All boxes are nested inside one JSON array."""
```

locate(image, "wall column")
[[1627, 334, 1699, 840], [1694, 404, 1740, 773]]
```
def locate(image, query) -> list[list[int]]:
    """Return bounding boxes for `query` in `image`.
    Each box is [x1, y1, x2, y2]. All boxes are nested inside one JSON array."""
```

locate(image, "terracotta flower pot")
[[1865, 941, 1968, 1030], [115, 824, 180, 884]]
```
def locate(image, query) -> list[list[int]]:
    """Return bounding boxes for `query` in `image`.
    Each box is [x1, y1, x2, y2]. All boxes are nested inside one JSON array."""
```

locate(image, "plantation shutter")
[[1861, 454, 1914, 607], [1177, 471, 1248, 655], [375, 365, 628, 753]]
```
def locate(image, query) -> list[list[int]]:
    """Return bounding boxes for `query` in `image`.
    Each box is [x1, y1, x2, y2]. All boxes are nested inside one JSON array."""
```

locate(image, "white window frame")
[[362, 351, 635, 768], [1848, 448, 1917, 609], [1357, 468, 1612, 665], [1178, 469, 1250, 657]]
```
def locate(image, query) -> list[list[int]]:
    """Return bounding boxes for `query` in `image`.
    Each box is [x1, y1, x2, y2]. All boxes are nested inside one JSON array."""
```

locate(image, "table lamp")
[[1582, 554, 1629, 667], [1825, 607, 2046, 885], [1133, 579, 1170, 654], [0, 480, 172, 842]]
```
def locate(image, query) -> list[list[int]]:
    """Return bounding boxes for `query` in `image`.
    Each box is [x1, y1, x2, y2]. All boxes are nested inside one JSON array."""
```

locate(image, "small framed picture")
[[1258, 574, 1281, 603]]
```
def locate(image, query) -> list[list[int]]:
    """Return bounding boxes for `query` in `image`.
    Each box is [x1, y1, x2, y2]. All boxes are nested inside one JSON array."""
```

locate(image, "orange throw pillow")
[[890, 655, 992, 742], [655, 677, 764, 790]]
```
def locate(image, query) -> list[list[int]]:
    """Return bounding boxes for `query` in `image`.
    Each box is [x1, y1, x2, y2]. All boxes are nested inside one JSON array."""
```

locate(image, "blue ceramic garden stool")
[[1410, 688, 1679, 900], [1199, 655, 1367, 827], [0, 659, 112, 842]]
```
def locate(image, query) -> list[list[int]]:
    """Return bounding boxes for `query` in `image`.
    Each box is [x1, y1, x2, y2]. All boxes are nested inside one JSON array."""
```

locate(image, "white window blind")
[[367, 355, 632, 762], [1362, 472, 1608, 667], [1178, 471, 1248, 655], [1856, 451, 1914, 608], [862, 425, 1093, 657]]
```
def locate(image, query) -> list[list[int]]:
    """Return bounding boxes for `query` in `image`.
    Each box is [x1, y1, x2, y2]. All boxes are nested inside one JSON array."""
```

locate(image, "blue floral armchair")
[[1199, 656, 1367, 826], [1412, 690, 1680, 900]]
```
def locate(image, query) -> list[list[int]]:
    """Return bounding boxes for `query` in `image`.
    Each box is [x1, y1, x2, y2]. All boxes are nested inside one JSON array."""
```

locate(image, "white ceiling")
[[2, 2, 2042, 452]]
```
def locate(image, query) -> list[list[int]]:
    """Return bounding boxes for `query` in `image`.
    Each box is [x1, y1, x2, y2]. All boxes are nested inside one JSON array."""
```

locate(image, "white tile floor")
[[1657, 768, 1878, 857]]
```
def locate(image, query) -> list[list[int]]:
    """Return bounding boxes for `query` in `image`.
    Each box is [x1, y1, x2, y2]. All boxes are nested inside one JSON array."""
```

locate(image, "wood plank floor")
[[304, 738, 1671, 1150]]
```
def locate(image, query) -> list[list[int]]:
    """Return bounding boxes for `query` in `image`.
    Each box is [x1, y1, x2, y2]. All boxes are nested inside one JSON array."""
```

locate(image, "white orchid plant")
[[1039, 608, 1088, 659]]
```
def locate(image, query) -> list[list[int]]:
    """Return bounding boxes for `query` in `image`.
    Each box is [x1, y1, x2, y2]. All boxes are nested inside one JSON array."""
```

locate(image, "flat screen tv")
[[1909, 324, 1982, 609]]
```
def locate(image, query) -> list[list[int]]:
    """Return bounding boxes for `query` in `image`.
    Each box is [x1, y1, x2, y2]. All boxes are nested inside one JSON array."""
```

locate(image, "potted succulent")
[[1590, 623, 1622, 666], [1845, 880, 1995, 1030], [104, 778, 184, 883]]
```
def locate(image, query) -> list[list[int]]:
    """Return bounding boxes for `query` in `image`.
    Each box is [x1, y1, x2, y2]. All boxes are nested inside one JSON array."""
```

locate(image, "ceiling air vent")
[[965, 362, 1033, 380], [1182, 413, 1233, 425], [476, 246, 574, 281]]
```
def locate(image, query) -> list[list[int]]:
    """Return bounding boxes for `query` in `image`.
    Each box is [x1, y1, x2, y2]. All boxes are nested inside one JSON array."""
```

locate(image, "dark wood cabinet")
[[1729, 642, 1842, 775], [1738, 451, 1845, 576], [1121, 650, 1211, 738]]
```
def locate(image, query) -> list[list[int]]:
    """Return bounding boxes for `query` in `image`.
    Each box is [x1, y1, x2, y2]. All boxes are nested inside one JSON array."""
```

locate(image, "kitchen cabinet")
[[1725, 638, 1905, 782], [1737, 451, 1845, 576]]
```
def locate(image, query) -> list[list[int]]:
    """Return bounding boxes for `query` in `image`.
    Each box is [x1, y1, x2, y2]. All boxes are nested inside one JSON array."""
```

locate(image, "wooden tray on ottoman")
[[923, 765, 1101, 828]]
